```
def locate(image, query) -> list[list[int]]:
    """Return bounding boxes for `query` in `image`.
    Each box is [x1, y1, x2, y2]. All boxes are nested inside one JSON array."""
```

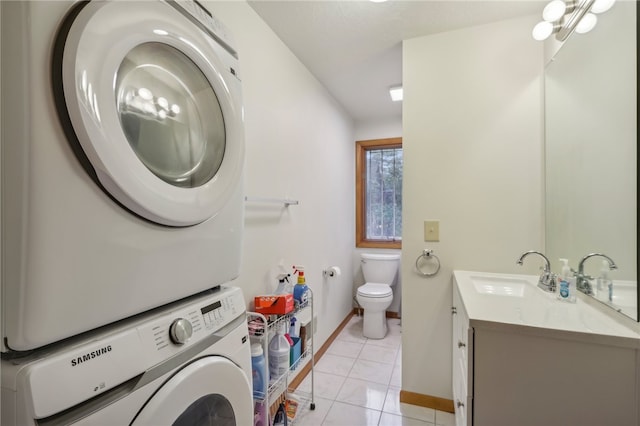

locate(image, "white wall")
[[204, 1, 356, 354], [402, 15, 544, 399], [355, 117, 402, 141]]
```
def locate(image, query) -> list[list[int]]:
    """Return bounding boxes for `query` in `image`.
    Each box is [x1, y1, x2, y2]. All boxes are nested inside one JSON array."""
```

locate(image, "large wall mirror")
[[545, 1, 637, 321]]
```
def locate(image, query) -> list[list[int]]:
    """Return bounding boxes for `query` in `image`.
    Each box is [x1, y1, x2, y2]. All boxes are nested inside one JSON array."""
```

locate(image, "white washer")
[[1, 286, 253, 426], [1, 0, 245, 351]]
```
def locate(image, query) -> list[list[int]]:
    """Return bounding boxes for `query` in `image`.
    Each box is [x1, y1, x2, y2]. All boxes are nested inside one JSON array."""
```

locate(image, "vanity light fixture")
[[575, 12, 598, 33], [389, 86, 403, 102], [543, 0, 572, 22], [591, 0, 615, 13], [532, 21, 557, 41], [531, 0, 615, 41]]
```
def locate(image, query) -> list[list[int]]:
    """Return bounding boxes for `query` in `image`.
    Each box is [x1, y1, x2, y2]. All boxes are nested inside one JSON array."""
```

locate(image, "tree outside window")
[[356, 138, 402, 248]]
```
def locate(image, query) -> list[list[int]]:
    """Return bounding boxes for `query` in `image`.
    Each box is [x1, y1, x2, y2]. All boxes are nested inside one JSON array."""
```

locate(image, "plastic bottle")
[[268, 322, 290, 379], [596, 260, 613, 303], [557, 258, 576, 303], [251, 343, 267, 400], [292, 265, 309, 305], [289, 316, 300, 338], [254, 400, 267, 426], [275, 273, 292, 295], [608, 281, 614, 303]]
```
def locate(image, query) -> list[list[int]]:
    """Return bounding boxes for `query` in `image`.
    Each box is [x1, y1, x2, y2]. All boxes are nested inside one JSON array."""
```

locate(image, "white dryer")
[[1, 286, 253, 426], [1, 0, 245, 351]]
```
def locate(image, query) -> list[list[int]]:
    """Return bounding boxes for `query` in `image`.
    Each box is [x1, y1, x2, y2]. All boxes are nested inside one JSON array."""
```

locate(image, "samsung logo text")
[[70, 345, 112, 367]]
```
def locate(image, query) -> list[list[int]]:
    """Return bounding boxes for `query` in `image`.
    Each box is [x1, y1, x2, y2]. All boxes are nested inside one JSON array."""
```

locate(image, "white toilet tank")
[[361, 253, 400, 285]]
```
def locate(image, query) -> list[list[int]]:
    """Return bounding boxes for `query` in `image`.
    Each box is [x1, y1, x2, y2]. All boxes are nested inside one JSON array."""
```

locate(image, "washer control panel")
[[18, 286, 246, 420], [144, 286, 244, 352]]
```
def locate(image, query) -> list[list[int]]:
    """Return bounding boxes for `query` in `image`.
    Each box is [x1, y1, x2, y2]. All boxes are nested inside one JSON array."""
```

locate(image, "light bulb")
[[532, 21, 554, 41], [138, 87, 153, 101], [575, 13, 597, 33], [591, 0, 615, 13], [543, 0, 567, 22], [157, 96, 169, 110]]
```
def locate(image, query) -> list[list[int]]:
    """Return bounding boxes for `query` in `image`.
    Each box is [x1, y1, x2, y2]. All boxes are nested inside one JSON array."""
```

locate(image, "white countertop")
[[453, 270, 640, 349]]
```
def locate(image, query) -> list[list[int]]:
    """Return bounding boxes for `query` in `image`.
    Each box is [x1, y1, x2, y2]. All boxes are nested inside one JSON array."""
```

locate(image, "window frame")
[[355, 137, 403, 249]]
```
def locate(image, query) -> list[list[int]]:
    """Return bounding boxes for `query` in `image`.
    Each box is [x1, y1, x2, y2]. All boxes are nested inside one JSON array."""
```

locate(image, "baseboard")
[[352, 307, 401, 319], [399, 390, 455, 413], [288, 310, 354, 390]]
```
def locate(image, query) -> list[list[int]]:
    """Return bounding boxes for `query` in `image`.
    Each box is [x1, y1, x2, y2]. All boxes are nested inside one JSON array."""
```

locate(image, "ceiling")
[[248, 0, 542, 122]]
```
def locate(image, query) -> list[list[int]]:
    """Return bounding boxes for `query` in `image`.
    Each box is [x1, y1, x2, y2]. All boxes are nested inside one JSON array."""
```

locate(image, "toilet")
[[356, 253, 400, 339]]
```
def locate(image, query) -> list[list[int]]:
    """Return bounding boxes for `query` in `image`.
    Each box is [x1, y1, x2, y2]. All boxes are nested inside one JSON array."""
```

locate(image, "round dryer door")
[[57, 0, 244, 226], [132, 356, 253, 426]]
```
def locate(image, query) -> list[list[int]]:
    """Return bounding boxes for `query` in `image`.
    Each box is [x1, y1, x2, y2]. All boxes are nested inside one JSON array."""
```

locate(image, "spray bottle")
[[275, 273, 292, 295], [292, 265, 309, 305]]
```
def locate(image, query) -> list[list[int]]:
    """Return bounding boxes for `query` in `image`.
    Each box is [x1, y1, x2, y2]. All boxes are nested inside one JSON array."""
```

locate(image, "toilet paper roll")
[[328, 266, 341, 277]]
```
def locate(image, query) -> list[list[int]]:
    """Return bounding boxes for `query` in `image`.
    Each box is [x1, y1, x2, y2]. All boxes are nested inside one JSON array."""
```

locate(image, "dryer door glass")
[[116, 42, 226, 188], [132, 356, 252, 425], [173, 394, 235, 426]]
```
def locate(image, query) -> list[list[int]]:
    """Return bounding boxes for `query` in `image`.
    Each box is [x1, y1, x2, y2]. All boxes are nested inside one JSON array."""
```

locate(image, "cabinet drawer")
[[453, 372, 472, 426]]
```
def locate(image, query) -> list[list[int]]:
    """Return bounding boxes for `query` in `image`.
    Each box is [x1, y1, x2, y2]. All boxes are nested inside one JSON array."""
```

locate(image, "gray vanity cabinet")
[[452, 281, 639, 426]]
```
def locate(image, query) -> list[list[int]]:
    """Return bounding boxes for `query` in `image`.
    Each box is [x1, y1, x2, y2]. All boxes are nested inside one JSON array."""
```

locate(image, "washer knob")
[[169, 318, 193, 345]]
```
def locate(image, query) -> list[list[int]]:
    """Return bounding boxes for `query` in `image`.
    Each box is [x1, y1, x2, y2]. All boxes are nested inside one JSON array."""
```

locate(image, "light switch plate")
[[424, 220, 440, 242]]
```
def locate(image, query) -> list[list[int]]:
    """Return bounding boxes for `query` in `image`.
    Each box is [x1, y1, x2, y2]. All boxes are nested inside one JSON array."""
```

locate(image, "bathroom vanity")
[[452, 270, 640, 426]]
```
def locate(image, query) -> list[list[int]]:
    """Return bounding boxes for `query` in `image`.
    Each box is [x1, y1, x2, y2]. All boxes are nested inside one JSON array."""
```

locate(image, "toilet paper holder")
[[322, 266, 341, 278]]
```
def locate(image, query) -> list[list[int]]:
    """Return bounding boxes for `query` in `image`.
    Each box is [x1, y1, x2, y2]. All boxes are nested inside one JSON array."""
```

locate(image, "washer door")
[[133, 356, 253, 426], [59, 1, 244, 226]]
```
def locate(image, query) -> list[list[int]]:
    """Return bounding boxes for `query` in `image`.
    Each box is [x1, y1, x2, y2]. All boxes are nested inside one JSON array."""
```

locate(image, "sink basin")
[[471, 276, 531, 297], [454, 270, 640, 341]]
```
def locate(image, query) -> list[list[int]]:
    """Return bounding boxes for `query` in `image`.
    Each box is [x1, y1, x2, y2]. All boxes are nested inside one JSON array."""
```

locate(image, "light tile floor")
[[292, 315, 455, 426]]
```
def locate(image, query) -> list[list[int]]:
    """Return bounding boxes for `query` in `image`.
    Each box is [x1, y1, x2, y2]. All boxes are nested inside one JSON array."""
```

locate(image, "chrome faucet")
[[516, 250, 557, 292], [576, 253, 617, 295]]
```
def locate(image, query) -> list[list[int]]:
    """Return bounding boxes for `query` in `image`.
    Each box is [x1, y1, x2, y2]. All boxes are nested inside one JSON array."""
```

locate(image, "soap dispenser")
[[596, 260, 613, 303], [557, 258, 576, 303]]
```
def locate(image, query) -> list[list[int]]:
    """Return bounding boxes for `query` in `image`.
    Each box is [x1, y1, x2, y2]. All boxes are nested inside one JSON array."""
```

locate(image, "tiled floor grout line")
[[296, 317, 452, 426]]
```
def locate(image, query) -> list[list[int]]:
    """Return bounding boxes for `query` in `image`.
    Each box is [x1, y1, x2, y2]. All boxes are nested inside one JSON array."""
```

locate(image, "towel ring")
[[415, 249, 441, 277]]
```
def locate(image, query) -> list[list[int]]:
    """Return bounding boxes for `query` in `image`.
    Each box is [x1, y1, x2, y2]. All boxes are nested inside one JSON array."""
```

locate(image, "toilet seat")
[[357, 283, 392, 298]]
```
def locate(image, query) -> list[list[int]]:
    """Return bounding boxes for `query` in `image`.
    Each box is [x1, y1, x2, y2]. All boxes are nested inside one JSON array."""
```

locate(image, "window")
[[356, 138, 402, 248]]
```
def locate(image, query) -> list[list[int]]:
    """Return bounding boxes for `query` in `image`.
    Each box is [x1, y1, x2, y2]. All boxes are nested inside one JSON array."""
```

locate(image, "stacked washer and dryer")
[[1, 0, 252, 424]]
